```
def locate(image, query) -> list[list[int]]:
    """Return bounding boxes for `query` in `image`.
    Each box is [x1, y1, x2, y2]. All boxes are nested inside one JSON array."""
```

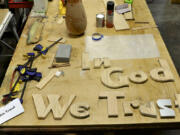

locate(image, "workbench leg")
[[0, 40, 15, 51], [10, 17, 19, 41]]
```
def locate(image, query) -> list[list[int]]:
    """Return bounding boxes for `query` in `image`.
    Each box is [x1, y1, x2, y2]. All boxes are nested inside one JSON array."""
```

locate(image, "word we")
[[32, 92, 180, 120], [32, 94, 89, 119]]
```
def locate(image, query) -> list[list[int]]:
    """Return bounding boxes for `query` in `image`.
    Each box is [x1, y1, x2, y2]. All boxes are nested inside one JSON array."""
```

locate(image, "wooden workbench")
[[1, 0, 180, 133]]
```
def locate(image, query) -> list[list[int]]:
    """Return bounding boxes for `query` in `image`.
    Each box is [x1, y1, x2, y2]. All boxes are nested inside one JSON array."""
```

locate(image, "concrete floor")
[[148, 0, 180, 75]]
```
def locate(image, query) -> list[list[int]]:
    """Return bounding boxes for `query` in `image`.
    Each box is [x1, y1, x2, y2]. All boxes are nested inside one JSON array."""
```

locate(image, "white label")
[[0, 98, 24, 124]]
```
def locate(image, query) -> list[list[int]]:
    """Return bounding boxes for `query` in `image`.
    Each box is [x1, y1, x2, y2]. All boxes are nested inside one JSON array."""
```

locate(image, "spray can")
[[106, 1, 115, 28], [96, 13, 105, 27]]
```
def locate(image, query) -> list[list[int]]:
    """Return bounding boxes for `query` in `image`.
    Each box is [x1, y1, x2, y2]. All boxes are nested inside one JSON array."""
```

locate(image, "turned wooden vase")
[[65, 0, 87, 36]]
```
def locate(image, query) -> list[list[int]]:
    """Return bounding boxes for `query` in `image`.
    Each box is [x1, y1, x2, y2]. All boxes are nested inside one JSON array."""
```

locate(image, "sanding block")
[[55, 44, 72, 63]]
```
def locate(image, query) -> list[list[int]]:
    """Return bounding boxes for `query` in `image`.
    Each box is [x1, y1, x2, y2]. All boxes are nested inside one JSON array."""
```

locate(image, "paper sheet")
[[85, 34, 160, 60]]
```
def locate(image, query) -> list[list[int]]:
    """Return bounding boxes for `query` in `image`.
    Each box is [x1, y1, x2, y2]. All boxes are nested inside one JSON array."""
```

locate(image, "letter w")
[[32, 94, 76, 119]]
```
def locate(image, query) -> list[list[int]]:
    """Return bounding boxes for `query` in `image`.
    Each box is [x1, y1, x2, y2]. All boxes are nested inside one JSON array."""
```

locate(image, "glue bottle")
[[106, 1, 114, 28]]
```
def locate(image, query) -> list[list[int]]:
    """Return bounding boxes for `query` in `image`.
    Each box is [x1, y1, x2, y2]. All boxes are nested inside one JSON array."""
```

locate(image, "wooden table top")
[[0, 0, 180, 132]]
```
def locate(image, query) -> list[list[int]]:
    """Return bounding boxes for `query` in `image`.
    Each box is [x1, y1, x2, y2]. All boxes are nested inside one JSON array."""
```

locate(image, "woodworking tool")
[[55, 45, 72, 63], [2, 38, 63, 104], [92, 33, 104, 41], [96, 13, 105, 27], [124, 0, 133, 4]]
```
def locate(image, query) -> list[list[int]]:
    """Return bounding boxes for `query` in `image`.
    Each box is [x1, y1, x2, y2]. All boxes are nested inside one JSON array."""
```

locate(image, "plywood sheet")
[[133, 0, 151, 23], [0, 0, 180, 131], [114, 12, 130, 30]]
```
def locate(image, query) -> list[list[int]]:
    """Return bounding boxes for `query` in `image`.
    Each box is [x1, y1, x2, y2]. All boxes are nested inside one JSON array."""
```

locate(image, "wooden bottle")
[[65, 0, 87, 36]]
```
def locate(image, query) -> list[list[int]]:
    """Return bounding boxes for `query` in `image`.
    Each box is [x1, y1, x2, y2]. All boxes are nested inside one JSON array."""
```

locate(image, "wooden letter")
[[32, 94, 76, 119], [70, 103, 90, 119], [94, 58, 111, 69], [131, 100, 140, 109], [99, 91, 125, 117], [122, 101, 133, 116], [103, 58, 111, 68], [175, 94, 180, 109], [82, 52, 90, 70], [101, 67, 129, 89], [150, 68, 174, 82], [157, 99, 175, 118], [129, 71, 148, 84], [139, 102, 157, 118], [158, 59, 170, 70], [122, 100, 140, 116]]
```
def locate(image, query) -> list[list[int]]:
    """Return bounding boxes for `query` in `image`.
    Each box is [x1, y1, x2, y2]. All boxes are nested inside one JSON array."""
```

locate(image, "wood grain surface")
[[0, 0, 180, 131]]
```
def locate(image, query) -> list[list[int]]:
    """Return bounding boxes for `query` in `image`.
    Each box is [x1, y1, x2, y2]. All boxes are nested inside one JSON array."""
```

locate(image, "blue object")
[[92, 33, 104, 41], [33, 44, 48, 55], [20, 98, 23, 104]]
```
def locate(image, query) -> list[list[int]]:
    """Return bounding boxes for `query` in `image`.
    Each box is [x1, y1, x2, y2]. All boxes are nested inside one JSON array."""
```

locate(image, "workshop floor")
[[148, 0, 180, 75]]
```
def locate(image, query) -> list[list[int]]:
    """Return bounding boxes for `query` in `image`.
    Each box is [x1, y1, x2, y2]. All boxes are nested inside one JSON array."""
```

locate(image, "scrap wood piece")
[[49, 53, 70, 69], [49, 63, 70, 69], [114, 12, 130, 31], [133, 0, 150, 23], [139, 101, 157, 118], [132, 25, 158, 31], [82, 52, 90, 70], [47, 36, 66, 43], [124, 4, 133, 20], [36, 69, 63, 89], [27, 21, 44, 44]]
